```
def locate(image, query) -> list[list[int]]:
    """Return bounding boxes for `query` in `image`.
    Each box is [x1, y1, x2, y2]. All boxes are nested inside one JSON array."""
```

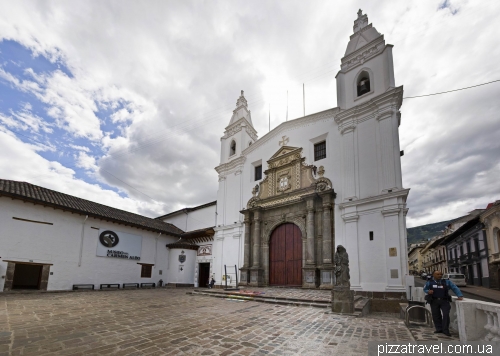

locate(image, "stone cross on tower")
[[236, 90, 248, 108], [353, 9, 369, 33], [279, 136, 289, 146]]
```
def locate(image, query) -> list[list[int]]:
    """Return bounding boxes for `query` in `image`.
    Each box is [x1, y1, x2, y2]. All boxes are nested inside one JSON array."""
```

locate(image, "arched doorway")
[[269, 223, 302, 286]]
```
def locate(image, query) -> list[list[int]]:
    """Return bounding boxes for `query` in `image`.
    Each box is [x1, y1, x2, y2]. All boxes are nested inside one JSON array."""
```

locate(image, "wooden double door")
[[269, 223, 302, 286]]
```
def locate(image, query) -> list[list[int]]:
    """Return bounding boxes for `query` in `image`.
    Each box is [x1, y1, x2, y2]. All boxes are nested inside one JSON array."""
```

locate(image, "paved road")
[[413, 277, 497, 303], [0, 288, 419, 356]]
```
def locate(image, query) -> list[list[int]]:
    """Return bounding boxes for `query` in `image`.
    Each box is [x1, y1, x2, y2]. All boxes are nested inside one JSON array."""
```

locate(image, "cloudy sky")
[[0, 0, 498, 228]]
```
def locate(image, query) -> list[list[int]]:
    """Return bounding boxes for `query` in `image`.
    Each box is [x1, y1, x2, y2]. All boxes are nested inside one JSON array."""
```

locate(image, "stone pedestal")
[[332, 286, 354, 314], [319, 267, 334, 289], [302, 267, 319, 288], [239, 268, 250, 286], [249, 268, 264, 286]]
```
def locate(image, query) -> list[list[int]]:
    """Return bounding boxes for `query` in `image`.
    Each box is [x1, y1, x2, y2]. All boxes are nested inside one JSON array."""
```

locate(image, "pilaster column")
[[252, 210, 261, 268], [341, 125, 356, 200], [243, 215, 251, 268], [377, 112, 397, 190], [322, 195, 333, 265], [306, 198, 315, 265]]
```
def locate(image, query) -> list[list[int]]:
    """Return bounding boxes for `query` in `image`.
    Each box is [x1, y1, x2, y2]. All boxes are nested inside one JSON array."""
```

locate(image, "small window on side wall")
[[357, 72, 371, 97], [141, 264, 153, 278], [229, 140, 236, 156], [255, 165, 262, 181], [314, 141, 326, 161]]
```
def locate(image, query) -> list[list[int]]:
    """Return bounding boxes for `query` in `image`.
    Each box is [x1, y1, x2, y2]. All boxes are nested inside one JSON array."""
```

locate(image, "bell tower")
[[336, 10, 396, 110], [215, 90, 258, 227], [219, 90, 258, 165], [334, 11, 408, 294]]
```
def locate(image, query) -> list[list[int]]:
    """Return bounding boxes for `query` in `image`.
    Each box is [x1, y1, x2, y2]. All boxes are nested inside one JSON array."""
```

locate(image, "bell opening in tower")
[[357, 73, 371, 96]]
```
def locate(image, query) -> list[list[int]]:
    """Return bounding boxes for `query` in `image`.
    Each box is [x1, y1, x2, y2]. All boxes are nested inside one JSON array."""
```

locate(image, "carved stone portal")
[[240, 145, 336, 289]]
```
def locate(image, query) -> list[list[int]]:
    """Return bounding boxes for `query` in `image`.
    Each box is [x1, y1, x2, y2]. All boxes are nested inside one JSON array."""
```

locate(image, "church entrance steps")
[[190, 288, 371, 316], [189, 289, 330, 309]]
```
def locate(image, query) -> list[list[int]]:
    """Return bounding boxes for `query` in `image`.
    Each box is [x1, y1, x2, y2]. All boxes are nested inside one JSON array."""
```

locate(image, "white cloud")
[[75, 151, 97, 171], [68, 144, 90, 152], [0, 0, 498, 226]]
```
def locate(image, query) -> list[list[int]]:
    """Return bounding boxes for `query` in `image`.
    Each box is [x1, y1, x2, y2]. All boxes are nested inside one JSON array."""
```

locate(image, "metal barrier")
[[224, 265, 239, 291], [405, 305, 433, 327]]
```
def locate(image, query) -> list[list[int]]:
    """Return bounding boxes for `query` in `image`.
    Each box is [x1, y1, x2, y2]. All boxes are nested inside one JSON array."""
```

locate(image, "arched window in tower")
[[357, 72, 371, 97], [229, 140, 236, 156]]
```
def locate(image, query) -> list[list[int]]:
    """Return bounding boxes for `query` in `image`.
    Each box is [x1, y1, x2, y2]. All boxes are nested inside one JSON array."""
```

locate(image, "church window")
[[496, 229, 500, 252], [314, 141, 326, 161], [255, 165, 262, 181], [369, 231, 373, 241], [356, 71, 371, 97], [140, 264, 153, 278], [229, 140, 236, 156]]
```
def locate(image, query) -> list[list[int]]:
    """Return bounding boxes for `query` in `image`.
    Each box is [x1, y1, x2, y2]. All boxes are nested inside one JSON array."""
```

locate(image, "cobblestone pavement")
[[0, 288, 450, 356]]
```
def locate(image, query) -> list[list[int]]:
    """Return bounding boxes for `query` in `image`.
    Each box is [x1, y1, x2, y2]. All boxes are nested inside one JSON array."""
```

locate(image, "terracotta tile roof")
[[181, 227, 215, 239], [0, 179, 183, 236], [166, 238, 199, 250]]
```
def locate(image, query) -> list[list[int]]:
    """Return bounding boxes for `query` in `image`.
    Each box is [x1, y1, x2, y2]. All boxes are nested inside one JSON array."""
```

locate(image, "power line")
[[403, 79, 500, 99]]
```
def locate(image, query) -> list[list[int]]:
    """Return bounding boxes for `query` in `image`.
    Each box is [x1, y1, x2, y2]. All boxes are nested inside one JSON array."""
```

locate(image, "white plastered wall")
[[166, 248, 196, 285], [0, 197, 177, 291]]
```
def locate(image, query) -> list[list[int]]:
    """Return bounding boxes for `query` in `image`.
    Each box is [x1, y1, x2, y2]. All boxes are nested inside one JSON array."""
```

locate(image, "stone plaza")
[[0, 288, 458, 356]]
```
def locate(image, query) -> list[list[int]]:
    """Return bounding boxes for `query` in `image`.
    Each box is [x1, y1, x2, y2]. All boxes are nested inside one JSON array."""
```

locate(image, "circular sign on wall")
[[99, 230, 119, 247]]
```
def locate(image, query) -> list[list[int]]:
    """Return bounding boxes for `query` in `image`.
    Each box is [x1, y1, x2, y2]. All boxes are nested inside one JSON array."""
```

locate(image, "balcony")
[[459, 254, 468, 262], [448, 258, 459, 267], [423, 260, 433, 268], [469, 250, 479, 261]]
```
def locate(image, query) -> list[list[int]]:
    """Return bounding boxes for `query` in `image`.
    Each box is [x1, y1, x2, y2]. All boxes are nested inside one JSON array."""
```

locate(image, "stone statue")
[[334, 245, 350, 287]]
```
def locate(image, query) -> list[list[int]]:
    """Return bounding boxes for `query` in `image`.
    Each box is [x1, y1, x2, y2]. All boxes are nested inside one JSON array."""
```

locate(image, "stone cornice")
[[340, 36, 386, 72], [214, 221, 243, 232], [342, 214, 359, 223], [349, 23, 374, 40], [223, 117, 258, 141], [242, 108, 339, 156], [334, 86, 403, 132], [480, 203, 500, 224], [381, 208, 401, 217], [215, 156, 246, 175], [338, 188, 410, 209]]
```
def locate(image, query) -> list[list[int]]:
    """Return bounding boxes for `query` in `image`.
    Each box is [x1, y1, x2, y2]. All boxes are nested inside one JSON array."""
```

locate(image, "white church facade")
[[161, 11, 409, 295], [0, 12, 409, 307]]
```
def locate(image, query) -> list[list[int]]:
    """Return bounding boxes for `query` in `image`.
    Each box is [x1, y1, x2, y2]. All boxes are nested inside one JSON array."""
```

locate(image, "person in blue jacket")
[[424, 270, 464, 336]]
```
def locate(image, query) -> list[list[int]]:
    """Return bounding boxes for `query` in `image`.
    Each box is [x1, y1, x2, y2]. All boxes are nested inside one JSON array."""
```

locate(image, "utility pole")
[[286, 90, 288, 121], [303, 83, 305, 117]]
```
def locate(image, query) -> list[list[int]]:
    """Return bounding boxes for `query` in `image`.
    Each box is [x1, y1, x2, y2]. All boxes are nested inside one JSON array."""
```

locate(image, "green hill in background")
[[407, 219, 451, 245]]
